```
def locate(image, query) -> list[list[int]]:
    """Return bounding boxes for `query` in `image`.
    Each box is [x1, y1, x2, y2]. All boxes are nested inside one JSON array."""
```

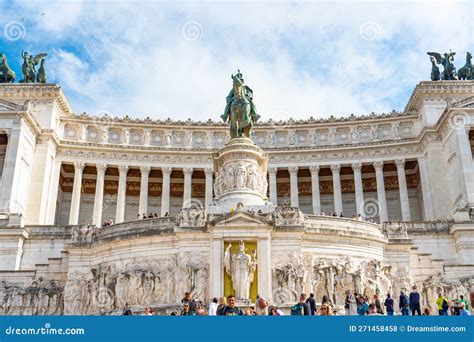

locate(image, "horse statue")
[[36, 59, 47, 83], [0, 53, 16, 83], [427, 51, 457, 80], [20, 51, 47, 83], [221, 70, 260, 139], [429, 56, 440, 81], [458, 52, 473, 80]]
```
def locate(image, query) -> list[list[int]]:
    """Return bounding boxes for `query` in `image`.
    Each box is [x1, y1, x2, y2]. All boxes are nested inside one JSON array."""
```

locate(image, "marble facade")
[[0, 81, 473, 315]]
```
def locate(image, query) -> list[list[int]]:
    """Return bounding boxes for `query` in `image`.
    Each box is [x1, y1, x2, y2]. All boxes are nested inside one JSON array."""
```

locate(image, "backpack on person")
[[291, 303, 304, 316], [442, 298, 449, 311]]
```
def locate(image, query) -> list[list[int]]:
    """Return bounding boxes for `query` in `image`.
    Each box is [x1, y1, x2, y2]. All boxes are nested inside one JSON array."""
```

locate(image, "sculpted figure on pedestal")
[[101, 129, 108, 144], [178, 207, 205, 227], [246, 163, 258, 189], [0, 53, 16, 82], [427, 51, 457, 80], [143, 129, 151, 145], [383, 222, 408, 239], [115, 272, 130, 309], [223, 164, 235, 190], [275, 207, 304, 226], [71, 225, 96, 244], [224, 241, 257, 301], [123, 129, 130, 144], [221, 70, 260, 139], [20, 51, 47, 83], [235, 162, 247, 188]]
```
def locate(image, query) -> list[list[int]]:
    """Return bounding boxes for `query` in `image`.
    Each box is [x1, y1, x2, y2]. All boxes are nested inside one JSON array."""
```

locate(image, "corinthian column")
[[69, 162, 85, 225], [395, 159, 411, 221], [139, 166, 150, 216], [183, 167, 194, 208], [288, 166, 299, 207], [115, 165, 129, 223], [93, 163, 107, 227], [351, 163, 364, 217], [331, 164, 342, 214], [204, 167, 213, 207], [161, 167, 172, 216], [268, 167, 278, 205], [309, 166, 321, 214], [373, 161, 388, 223]]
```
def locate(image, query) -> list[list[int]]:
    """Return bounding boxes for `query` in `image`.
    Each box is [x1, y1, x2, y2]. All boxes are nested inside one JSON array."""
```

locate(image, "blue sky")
[[0, 1, 473, 121]]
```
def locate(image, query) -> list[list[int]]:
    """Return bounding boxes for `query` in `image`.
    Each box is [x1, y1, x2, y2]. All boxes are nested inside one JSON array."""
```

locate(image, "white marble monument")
[[0, 81, 473, 315]]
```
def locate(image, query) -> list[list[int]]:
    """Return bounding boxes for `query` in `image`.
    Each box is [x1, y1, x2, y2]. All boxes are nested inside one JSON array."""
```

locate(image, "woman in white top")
[[208, 297, 218, 316]]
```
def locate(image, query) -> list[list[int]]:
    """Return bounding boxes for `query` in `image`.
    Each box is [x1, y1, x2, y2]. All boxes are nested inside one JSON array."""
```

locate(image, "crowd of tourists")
[[136, 212, 169, 219], [320, 211, 376, 222], [122, 287, 471, 316]]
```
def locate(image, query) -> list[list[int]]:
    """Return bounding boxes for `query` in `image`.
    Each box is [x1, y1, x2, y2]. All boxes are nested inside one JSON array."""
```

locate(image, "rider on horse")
[[221, 70, 260, 138]]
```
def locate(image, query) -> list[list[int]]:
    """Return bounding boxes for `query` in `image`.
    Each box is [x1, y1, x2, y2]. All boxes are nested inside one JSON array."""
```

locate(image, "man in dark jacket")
[[399, 291, 409, 315], [300, 293, 311, 316], [122, 303, 133, 316], [384, 293, 394, 316], [409, 286, 421, 315], [305, 293, 317, 315]]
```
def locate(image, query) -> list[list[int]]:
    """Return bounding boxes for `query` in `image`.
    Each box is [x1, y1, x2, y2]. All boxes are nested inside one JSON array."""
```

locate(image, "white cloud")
[[6, 1, 472, 121]]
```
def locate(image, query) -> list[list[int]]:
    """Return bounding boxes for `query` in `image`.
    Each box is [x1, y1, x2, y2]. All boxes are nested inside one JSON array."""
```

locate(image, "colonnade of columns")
[[269, 159, 417, 222], [68, 164, 213, 226], [66, 158, 425, 226]]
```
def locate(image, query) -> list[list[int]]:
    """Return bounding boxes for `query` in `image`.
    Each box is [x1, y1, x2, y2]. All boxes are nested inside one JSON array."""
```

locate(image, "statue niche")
[[224, 241, 257, 302]]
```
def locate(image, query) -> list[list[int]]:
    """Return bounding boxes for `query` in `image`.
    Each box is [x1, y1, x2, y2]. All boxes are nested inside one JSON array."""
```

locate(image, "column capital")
[[96, 163, 107, 173], [118, 164, 129, 174], [288, 166, 298, 174], [395, 159, 405, 169], [140, 166, 151, 174], [309, 165, 320, 174], [162, 166, 172, 175], [373, 161, 384, 171], [74, 162, 85, 172], [183, 167, 194, 176], [204, 167, 214, 176], [351, 163, 362, 172], [268, 167, 278, 175], [330, 164, 341, 172]]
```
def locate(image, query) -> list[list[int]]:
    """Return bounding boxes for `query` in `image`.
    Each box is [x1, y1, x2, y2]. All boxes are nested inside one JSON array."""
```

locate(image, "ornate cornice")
[[405, 80, 474, 113], [65, 109, 413, 129], [0, 84, 72, 116]]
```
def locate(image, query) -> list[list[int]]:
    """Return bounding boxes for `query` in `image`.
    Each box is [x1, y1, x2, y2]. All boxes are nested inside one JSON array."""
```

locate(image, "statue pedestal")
[[212, 138, 271, 213]]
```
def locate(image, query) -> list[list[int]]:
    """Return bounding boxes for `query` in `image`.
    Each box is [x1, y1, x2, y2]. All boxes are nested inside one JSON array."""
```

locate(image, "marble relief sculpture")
[[270, 254, 469, 311], [62, 255, 209, 314], [213, 160, 267, 198]]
